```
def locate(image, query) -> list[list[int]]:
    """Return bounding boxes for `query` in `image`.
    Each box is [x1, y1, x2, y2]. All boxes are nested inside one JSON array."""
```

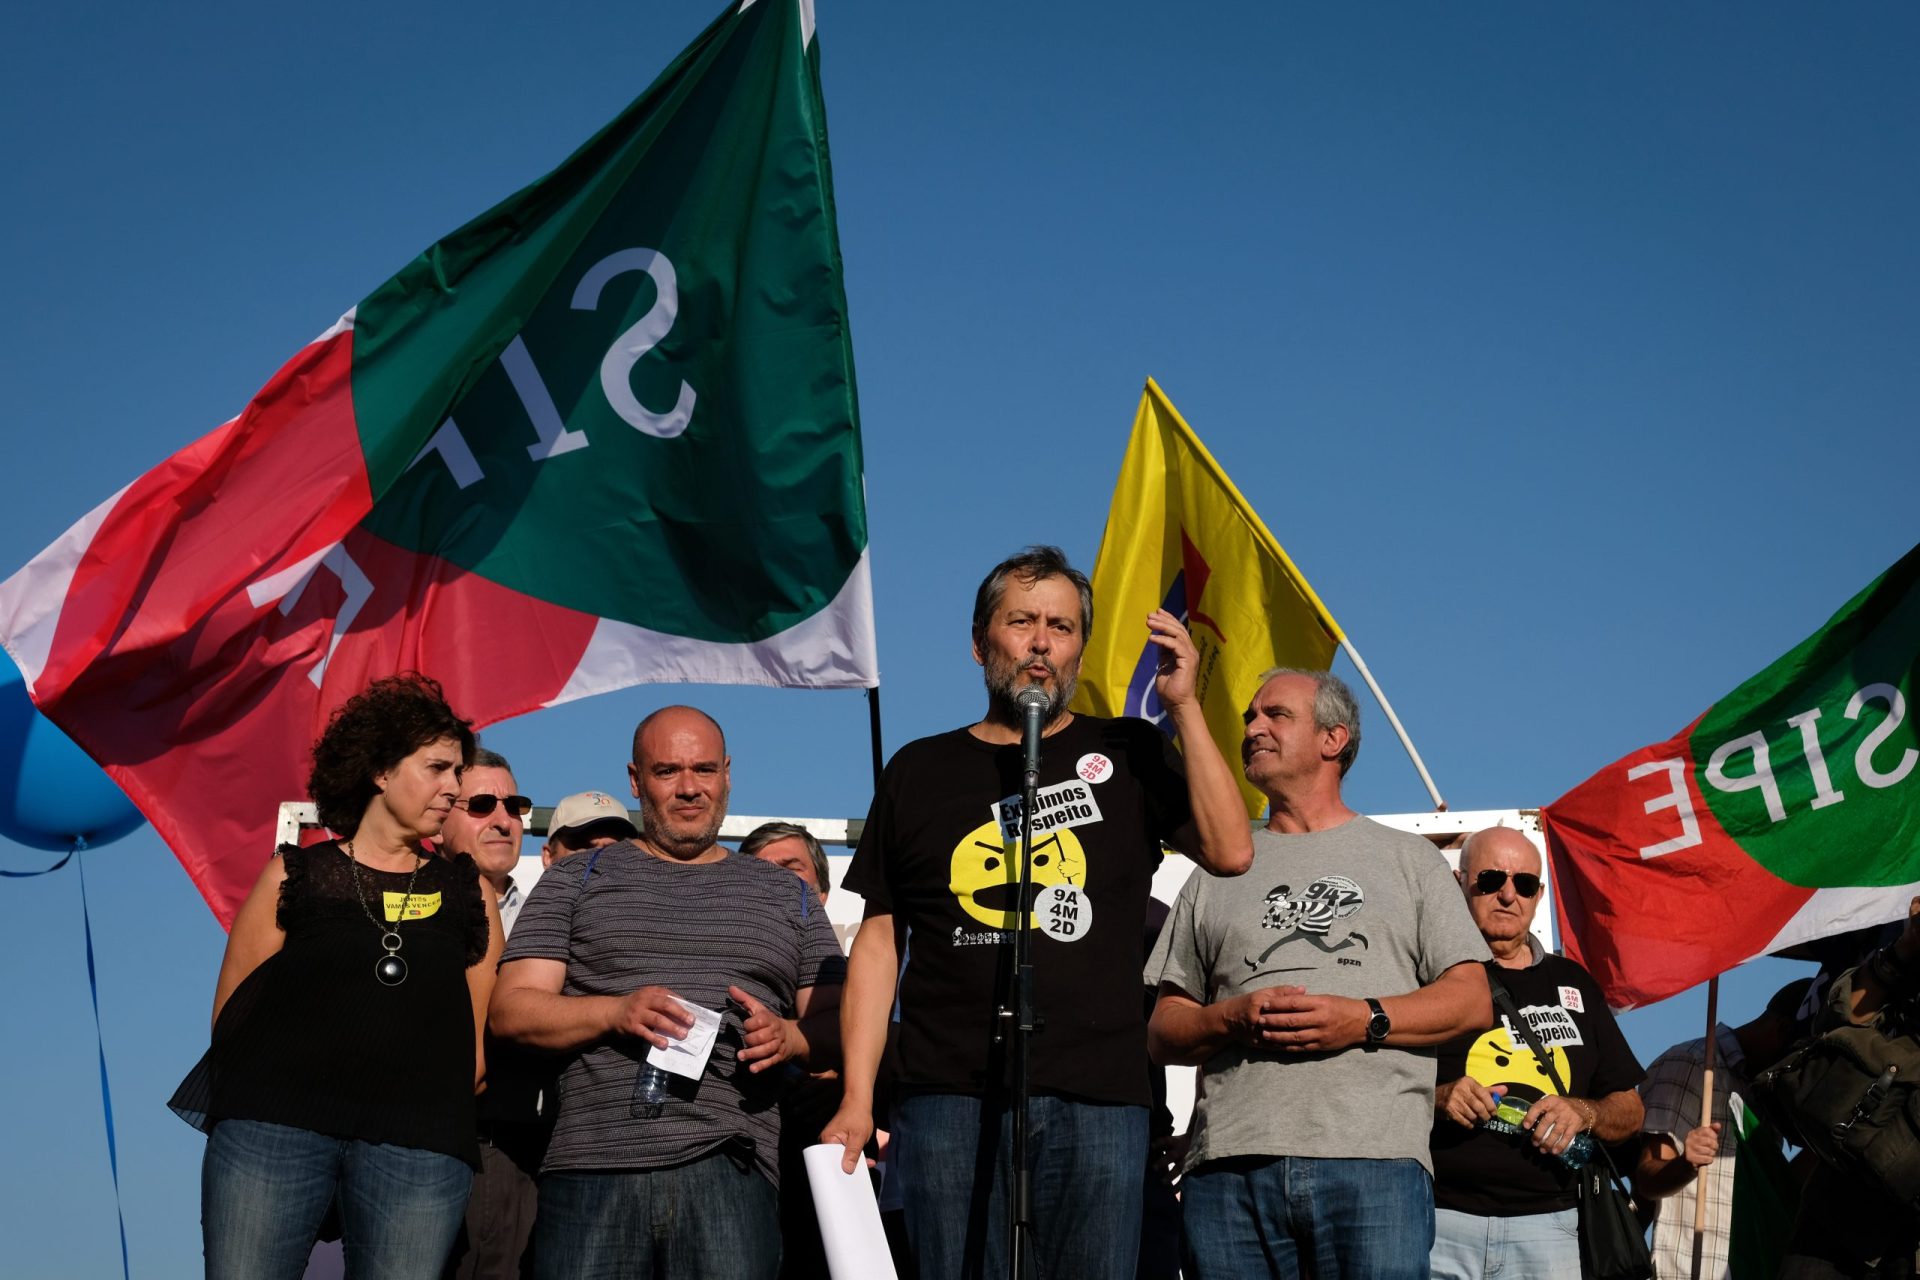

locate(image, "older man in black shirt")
[[1429, 826, 1646, 1279]]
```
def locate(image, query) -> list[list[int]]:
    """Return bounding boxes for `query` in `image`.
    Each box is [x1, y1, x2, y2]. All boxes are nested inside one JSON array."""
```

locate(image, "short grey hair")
[[1255, 667, 1361, 776], [740, 821, 830, 896], [470, 747, 512, 773]]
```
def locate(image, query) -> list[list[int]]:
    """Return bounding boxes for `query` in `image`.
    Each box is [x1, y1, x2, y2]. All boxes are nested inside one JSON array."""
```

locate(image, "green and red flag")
[[1544, 543, 1920, 1008], [0, 0, 875, 925]]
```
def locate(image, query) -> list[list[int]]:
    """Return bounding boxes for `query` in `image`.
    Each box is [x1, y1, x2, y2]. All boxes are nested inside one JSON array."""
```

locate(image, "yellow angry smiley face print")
[[948, 818, 1087, 928], [1465, 1024, 1569, 1100]]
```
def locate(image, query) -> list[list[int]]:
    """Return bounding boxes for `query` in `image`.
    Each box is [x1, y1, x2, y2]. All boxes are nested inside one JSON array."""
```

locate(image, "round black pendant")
[[375, 953, 409, 986]]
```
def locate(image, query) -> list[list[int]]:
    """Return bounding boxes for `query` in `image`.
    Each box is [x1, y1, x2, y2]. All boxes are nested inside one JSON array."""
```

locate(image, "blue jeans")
[[531, 1147, 780, 1279], [892, 1092, 1149, 1280], [1180, 1155, 1434, 1280], [202, 1118, 473, 1280], [1430, 1205, 1580, 1279]]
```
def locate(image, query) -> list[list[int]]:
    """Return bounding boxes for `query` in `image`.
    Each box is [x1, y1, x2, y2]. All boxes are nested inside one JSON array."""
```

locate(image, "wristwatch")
[[1364, 997, 1391, 1046]]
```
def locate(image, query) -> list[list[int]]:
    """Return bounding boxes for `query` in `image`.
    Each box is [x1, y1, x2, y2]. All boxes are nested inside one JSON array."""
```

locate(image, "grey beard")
[[985, 665, 1078, 727], [638, 792, 728, 859]]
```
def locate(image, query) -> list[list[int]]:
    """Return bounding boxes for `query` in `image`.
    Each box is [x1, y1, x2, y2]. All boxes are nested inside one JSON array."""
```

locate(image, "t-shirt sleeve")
[[1132, 720, 1197, 858], [1412, 841, 1491, 983], [841, 760, 897, 912], [1580, 975, 1645, 1098], [1145, 873, 1209, 1002], [1637, 1047, 1700, 1143], [500, 857, 586, 965], [795, 883, 849, 991]]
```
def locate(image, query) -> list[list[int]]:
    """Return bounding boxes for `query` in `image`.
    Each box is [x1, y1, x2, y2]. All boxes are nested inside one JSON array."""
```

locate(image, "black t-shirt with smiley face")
[[844, 715, 1195, 1106], [1430, 952, 1645, 1215]]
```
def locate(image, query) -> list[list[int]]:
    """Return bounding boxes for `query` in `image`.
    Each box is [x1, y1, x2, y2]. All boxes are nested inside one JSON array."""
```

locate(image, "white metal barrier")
[[280, 801, 1546, 1135], [276, 803, 1545, 956]]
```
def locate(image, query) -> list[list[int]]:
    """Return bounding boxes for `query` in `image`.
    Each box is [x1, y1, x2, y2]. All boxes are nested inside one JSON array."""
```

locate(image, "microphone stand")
[[1002, 690, 1047, 1280]]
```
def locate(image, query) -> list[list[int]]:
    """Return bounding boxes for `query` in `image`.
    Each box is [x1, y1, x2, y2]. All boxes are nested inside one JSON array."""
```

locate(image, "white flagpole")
[[1339, 635, 1446, 811]]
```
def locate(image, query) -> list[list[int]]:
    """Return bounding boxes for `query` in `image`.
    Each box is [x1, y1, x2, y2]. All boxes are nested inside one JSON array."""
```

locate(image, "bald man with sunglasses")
[[1428, 826, 1646, 1280]]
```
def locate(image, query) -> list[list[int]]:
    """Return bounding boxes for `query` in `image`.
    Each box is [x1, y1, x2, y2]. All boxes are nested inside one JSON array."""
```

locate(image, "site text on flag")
[[1544, 543, 1920, 1009], [0, 0, 875, 925]]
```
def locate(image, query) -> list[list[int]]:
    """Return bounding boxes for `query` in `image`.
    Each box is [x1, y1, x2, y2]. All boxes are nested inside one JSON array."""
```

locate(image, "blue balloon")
[[0, 648, 145, 851]]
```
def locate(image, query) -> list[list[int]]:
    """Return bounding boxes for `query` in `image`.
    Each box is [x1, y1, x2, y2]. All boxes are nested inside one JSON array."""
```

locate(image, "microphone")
[[1017, 685, 1052, 786]]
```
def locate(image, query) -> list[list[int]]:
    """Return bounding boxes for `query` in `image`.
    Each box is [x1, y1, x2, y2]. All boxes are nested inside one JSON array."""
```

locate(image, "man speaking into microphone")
[[823, 545, 1253, 1280]]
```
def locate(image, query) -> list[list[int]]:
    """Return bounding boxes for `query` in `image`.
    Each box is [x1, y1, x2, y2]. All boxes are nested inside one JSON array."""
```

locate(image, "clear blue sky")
[[3, 1, 1916, 1273]]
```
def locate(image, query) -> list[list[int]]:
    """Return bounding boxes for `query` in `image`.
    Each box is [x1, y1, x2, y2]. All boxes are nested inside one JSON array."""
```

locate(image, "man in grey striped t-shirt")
[[491, 706, 846, 1280]]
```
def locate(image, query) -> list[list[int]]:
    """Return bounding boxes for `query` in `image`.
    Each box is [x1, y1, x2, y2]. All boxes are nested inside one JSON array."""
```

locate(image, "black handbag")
[[1752, 963, 1920, 1213], [1489, 976, 1653, 1280]]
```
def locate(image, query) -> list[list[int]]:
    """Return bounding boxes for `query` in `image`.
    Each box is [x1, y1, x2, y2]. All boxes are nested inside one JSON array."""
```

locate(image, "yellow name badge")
[[383, 891, 443, 922]]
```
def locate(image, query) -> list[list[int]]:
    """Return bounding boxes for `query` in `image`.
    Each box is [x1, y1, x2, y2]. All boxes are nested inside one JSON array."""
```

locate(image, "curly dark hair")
[[308, 673, 476, 836]]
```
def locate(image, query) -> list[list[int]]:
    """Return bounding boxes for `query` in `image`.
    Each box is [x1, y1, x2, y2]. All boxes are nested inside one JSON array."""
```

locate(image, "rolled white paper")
[[803, 1143, 899, 1280]]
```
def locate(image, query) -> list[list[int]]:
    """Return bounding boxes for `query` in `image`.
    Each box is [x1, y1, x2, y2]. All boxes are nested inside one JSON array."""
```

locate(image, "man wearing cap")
[[1427, 827, 1644, 1280], [437, 749, 541, 1280], [541, 790, 637, 866]]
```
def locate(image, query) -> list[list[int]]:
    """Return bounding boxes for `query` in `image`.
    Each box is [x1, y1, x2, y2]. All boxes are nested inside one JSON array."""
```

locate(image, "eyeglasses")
[[1472, 869, 1541, 898], [455, 794, 532, 819]]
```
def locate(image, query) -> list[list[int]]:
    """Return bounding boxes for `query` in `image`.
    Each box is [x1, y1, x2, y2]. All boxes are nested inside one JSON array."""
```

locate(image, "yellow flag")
[[1072, 379, 1344, 817]]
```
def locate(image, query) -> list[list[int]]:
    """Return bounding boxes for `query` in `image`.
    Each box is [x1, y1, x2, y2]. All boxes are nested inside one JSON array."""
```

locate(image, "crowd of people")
[[171, 545, 1915, 1279]]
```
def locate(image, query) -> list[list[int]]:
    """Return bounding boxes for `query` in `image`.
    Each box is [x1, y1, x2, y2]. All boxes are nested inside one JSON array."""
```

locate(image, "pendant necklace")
[[343, 839, 424, 987]]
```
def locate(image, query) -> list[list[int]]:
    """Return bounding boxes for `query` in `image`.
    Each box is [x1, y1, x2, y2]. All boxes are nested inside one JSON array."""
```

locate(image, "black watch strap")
[[1365, 997, 1390, 1043]]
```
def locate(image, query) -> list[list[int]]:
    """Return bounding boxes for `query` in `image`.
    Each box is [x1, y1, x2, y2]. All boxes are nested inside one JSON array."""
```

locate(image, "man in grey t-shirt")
[[1147, 668, 1491, 1279]]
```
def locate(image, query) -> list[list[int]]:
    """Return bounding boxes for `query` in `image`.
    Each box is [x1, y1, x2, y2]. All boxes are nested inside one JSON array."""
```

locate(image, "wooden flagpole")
[[1690, 976, 1719, 1280]]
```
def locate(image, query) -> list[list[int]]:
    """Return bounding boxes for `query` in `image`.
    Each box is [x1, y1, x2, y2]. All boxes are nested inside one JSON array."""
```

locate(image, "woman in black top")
[[178, 673, 504, 1279]]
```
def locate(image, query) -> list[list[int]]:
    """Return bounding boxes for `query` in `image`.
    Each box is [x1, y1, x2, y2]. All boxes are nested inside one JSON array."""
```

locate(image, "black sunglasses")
[[455, 793, 533, 819], [1472, 869, 1541, 898]]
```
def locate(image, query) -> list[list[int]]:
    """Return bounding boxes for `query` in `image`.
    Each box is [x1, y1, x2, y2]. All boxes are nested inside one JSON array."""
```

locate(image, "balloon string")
[[0, 847, 77, 877], [77, 843, 132, 1280]]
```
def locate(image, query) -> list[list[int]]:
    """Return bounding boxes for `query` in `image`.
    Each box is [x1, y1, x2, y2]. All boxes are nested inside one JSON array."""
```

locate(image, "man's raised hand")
[[1146, 609, 1202, 712]]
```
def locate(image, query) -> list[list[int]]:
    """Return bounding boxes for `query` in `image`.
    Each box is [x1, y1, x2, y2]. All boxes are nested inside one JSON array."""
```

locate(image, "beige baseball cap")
[[547, 790, 638, 843]]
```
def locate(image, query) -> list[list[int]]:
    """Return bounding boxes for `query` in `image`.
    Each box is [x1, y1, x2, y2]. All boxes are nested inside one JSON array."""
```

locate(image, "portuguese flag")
[[0, 0, 876, 926], [1544, 543, 1919, 1009]]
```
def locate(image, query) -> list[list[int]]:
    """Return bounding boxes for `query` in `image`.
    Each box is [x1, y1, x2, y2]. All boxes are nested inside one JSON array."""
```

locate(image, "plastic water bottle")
[[1488, 1092, 1527, 1135], [1559, 1130, 1596, 1169], [1486, 1091, 1594, 1167], [633, 1062, 671, 1117]]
